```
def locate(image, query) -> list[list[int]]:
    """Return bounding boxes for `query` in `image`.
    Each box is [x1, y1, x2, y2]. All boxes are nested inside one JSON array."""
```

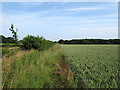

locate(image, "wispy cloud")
[[21, 2, 42, 6], [20, 2, 43, 8], [2, 2, 118, 40], [67, 7, 100, 11]]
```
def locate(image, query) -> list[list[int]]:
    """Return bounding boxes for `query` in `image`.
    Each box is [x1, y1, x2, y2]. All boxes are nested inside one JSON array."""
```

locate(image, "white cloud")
[[67, 7, 100, 11]]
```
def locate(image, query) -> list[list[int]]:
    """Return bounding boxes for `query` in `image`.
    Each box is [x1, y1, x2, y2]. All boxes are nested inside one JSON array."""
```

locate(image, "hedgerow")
[[21, 35, 54, 51]]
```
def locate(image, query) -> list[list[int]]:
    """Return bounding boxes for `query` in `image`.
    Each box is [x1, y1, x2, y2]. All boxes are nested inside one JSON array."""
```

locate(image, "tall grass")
[[2, 47, 20, 57], [2, 44, 73, 88]]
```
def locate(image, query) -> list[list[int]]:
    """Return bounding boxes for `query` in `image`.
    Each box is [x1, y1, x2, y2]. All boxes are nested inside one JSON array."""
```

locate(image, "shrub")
[[21, 35, 54, 51], [2, 48, 10, 56], [2, 47, 20, 57]]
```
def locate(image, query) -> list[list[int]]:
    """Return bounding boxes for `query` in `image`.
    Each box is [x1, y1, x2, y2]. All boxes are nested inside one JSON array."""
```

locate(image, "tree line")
[[1, 35, 120, 44], [58, 39, 120, 44], [1, 24, 120, 45], [0, 35, 16, 43]]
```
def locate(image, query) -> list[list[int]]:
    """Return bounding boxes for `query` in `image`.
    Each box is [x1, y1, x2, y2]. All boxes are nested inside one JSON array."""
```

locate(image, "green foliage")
[[2, 47, 20, 57], [0, 35, 15, 43], [58, 39, 64, 44], [61, 45, 118, 88], [2, 48, 10, 56], [1, 43, 19, 47], [21, 35, 54, 51], [2, 45, 72, 88], [9, 24, 18, 44]]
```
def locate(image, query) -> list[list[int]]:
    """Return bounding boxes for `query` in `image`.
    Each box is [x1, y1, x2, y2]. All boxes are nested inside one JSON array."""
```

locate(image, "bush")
[[2, 47, 20, 57], [21, 35, 54, 51], [2, 48, 10, 56]]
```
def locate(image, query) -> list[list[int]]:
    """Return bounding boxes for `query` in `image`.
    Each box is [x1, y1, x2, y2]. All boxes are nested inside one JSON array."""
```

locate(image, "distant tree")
[[0, 35, 6, 43], [57, 39, 120, 44], [0, 35, 16, 43], [9, 24, 18, 44], [7, 37, 15, 43], [58, 39, 64, 44], [54, 41, 57, 43]]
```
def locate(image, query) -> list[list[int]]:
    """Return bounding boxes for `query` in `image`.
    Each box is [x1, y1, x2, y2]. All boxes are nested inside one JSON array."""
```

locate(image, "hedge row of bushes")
[[21, 35, 55, 51]]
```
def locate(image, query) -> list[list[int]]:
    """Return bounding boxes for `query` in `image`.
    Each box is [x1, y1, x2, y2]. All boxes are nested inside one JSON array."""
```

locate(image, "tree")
[[58, 39, 64, 44], [0, 35, 15, 43], [9, 24, 18, 44]]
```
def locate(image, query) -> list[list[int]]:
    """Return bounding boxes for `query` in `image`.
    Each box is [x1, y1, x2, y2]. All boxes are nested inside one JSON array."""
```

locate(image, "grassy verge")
[[2, 47, 20, 57], [2, 44, 73, 88], [0, 43, 21, 47]]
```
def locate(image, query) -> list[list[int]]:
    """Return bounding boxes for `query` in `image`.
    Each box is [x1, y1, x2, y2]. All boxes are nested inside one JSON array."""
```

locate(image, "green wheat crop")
[[61, 45, 118, 88]]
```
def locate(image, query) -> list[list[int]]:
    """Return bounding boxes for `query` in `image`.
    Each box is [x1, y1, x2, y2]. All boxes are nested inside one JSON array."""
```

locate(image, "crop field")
[[61, 45, 119, 88]]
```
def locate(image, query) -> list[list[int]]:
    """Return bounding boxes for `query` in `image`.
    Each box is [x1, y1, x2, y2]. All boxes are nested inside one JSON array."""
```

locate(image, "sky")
[[1, 2, 118, 41]]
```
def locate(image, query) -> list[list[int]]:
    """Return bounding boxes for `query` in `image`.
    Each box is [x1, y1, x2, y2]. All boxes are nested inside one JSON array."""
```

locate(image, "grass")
[[2, 47, 20, 57], [0, 43, 22, 47], [61, 45, 118, 88], [0, 48, 1, 58], [2, 44, 73, 88], [2, 44, 119, 88], [1, 43, 16, 46]]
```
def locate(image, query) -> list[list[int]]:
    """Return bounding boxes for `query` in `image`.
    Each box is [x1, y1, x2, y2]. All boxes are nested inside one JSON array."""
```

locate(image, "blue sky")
[[2, 2, 118, 41]]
